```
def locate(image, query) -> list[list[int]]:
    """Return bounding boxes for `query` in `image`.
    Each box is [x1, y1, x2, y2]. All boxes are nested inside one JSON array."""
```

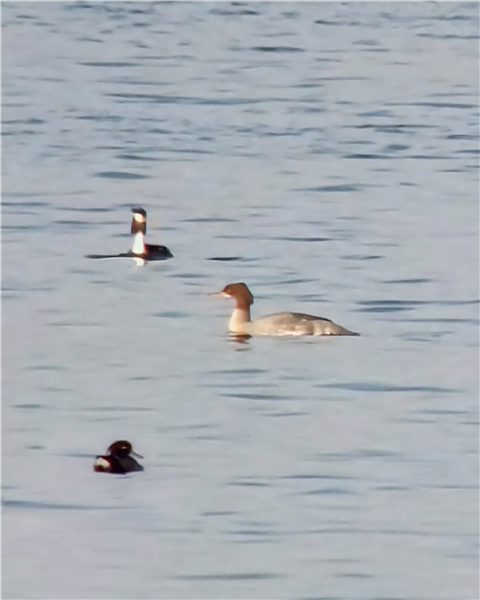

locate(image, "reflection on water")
[[228, 334, 252, 345], [3, 2, 479, 600]]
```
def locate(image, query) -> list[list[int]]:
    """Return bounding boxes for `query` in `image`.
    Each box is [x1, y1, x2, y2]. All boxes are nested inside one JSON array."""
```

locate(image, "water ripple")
[[94, 171, 149, 179], [3, 499, 107, 511], [252, 46, 304, 53], [319, 382, 457, 394], [176, 573, 282, 581]]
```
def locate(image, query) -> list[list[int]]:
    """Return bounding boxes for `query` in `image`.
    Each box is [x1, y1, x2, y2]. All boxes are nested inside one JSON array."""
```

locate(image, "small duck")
[[129, 207, 173, 261], [214, 282, 359, 337], [93, 440, 144, 474], [86, 207, 173, 263]]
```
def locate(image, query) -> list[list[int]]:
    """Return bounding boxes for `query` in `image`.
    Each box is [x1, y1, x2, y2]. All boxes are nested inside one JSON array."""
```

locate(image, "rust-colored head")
[[107, 440, 143, 459], [214, 283, 254, 306]]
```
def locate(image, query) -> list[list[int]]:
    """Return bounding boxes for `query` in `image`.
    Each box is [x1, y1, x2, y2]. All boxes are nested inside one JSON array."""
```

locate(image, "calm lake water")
[[2, 2, 479, 599]]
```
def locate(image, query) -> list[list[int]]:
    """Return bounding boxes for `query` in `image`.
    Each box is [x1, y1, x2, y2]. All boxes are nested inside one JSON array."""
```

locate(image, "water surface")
[[2, 3, 479, 599]]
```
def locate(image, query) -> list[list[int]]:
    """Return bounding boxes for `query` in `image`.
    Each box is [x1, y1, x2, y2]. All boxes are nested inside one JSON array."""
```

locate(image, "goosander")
[[214, 282, 359, 336], [86, 207, 173, 263], [93, 440, 144, 474]]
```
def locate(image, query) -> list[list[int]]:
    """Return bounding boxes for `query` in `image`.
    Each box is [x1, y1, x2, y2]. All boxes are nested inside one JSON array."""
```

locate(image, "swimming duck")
[[93, 440, 144, 474], [214, 282, 359, 336], [86, 207, 173, 263], [129, 207, 173, 261]]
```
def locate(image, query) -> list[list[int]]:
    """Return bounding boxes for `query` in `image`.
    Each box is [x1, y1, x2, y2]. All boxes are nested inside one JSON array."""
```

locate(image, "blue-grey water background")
[[2, 2, 479, 599]]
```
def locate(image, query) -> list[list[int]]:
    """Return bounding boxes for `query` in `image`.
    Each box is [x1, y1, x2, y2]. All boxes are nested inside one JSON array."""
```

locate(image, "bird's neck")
[[229, 302, 252, 333], [132, 231, 146, 255]]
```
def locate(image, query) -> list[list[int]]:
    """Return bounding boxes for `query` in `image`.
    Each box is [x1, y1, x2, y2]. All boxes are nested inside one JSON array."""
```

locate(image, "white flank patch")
[[94, 457, 110, 470]]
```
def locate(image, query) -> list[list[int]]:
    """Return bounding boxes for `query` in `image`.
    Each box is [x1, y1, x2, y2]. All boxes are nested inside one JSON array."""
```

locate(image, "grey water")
[[2, 2, 479, 599]]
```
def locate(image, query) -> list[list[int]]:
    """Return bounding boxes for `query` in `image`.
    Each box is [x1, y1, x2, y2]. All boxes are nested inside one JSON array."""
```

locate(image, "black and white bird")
[[86, 207, 173, 263]]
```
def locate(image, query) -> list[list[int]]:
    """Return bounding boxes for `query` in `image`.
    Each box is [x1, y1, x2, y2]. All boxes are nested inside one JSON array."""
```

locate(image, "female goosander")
[[86, 207, 173, 263], [93, 440, 144, 474], [214, 282, 359, 336]]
